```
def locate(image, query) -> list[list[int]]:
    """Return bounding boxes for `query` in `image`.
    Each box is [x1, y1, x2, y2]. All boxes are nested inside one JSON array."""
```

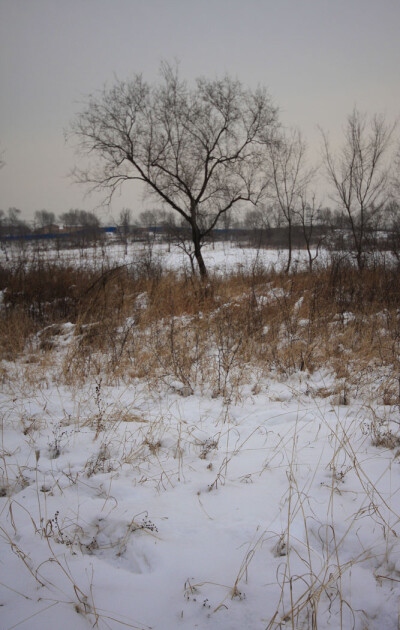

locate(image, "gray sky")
[[1, 0, 399, 221]]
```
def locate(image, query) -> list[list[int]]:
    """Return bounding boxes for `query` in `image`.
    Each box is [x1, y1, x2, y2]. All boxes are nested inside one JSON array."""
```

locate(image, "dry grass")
[[0, 254, 399, 403], [1, 249, 400, 629]]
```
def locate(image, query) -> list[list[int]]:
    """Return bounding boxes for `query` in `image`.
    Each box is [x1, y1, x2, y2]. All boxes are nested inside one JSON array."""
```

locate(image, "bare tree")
[[267, 128, 315, 273], [34, 209, 56, 229], [244, 207, 268, 230], [59, 209, 99, 227], [137, 209, 159, 228], [118, 207, 132, 253], [70, 63, 278, 277], [59, 209, 101, 248], [0, 209, 5, 241], [385, 200, 400, 264], [5, 207, 30, 237], [321, 109, 395, 270], [7, 207, 22, 226], [294, 191, 325, 271], [393, 143, 400, 197]]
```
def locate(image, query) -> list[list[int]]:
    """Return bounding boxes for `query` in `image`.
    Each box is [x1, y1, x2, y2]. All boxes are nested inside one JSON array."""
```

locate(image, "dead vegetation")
[[1, 248, 400, 630], [0, 254, 399, 404]]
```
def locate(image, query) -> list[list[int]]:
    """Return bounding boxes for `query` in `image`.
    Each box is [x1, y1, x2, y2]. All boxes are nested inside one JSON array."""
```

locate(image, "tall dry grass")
[[0, 255, 399, 401]]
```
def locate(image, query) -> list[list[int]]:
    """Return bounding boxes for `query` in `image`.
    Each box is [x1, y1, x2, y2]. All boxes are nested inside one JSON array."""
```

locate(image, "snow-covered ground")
[[2, 373, 400, 630], [0, 239, 327, 274], [1, 242, 400, 630]]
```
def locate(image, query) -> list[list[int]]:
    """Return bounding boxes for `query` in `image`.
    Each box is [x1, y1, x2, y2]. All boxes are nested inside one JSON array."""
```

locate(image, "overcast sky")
[[1, 0, 399, 221]]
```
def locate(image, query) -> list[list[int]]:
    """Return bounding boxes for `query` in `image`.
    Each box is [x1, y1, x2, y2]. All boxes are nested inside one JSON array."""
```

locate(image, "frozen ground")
[[1, 242, 400, 629]]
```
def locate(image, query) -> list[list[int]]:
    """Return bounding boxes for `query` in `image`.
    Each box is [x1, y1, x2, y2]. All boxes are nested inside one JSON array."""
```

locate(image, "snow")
[[2, 375, 400, 629], [0, 240, 325, 274], [1, 243, 400, 630]]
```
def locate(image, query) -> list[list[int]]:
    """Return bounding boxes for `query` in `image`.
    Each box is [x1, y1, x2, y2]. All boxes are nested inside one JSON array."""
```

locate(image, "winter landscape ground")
[[1, 241, 400, 630]]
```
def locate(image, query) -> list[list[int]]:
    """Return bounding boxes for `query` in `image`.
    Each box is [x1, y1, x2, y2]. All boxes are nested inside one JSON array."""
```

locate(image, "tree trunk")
[[194, 241, 207, 278], [354, 231, 364, 270], [356, 249, 364, 271], [285, 219, 292, 274], [303, 225, 313, 272], [191, 223, 207, 278]]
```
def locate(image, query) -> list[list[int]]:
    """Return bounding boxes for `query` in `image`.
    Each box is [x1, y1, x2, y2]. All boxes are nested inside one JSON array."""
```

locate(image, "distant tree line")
[[130, 198, 400, 271], [2, 194, 400, 269], [0, 208, 100, 233], [0, 208, 107, 253]]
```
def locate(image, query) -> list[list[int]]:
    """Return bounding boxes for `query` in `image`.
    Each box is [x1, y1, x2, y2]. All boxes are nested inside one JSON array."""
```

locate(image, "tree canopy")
[[70, 63, 279, 275]]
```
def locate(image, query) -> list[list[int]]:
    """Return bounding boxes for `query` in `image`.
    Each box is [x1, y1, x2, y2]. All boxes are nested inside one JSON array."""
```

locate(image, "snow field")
[[1, 373, 400, 629], [1, 242, 400, 629], [0, 239, 323, 275]]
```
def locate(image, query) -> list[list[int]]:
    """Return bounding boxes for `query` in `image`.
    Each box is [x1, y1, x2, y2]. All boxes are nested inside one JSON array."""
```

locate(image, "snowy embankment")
[[1, 243, 400, 629]]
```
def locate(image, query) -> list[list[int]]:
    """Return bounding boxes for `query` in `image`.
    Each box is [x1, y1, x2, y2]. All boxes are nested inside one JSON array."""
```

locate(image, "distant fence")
[[1, 227, 117, 241]]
